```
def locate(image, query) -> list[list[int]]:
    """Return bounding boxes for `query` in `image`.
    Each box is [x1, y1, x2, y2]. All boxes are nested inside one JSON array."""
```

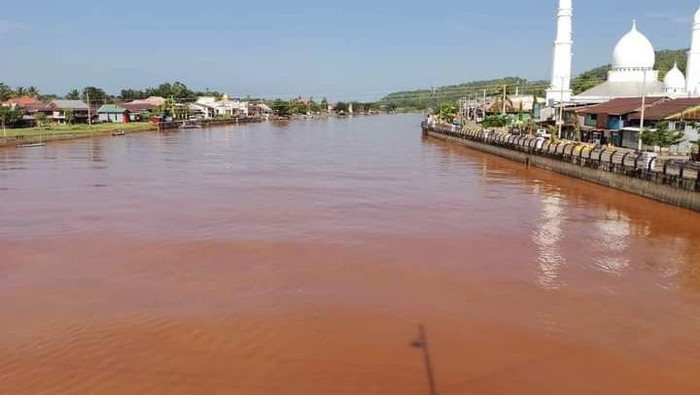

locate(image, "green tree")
[[641, 122, 685, 148], [335, 102, 349, 113], [0, 106, 23, 136], [34, 112, 49, 128], [120, 89, 146, 100], [82, 87, 110, 105], [320, 97, 329, 112], [270, 99, 291, 117], [481, 115, 510, 128], [309, 101, 322, 113], [66, 89, 81, 100], [26, 86, 40, 98], [146, 81, 195, 101], [0, 83, 14, 101], [64, 109, 75, 124], [292, 102, 308, 115], [437, 103, 458, 123]]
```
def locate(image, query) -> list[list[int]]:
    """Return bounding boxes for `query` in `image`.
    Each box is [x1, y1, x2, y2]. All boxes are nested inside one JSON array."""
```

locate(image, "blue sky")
[[0, 0, 697, 100]]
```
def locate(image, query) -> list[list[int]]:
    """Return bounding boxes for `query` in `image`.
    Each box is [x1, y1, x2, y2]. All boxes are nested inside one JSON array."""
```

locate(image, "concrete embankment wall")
[[427, 130, 700, 212]]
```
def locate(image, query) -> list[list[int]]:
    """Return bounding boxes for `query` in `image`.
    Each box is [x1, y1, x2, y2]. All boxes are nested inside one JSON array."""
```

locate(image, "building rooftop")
[[49, 100, 89, 110], [577, 96, 667, 116], [627, 98, 700, 121], [97, 104, 128, 113], [573, 81, 666, 104]]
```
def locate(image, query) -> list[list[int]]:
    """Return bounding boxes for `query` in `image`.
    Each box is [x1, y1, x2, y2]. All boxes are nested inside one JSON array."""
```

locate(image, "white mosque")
[[545, 0, 700, 105]]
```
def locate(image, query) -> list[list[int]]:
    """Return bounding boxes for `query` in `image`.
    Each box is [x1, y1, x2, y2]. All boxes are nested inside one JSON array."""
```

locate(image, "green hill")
[[381, 49, 688, 108]]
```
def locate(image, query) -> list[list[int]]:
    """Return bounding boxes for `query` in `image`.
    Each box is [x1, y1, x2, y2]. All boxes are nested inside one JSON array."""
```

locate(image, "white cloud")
[[0, 20, 26, 35]]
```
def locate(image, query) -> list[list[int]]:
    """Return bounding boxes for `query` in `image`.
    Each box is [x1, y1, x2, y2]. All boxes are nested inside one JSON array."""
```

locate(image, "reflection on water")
[[593, 209, 631, 276], [532, 190, 567, 289], [2, 115, 700, 394]]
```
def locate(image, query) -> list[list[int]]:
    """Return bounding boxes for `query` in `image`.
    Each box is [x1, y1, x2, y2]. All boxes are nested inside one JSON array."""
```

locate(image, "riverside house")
[[97, 104, 130, 123], [576, 97, 668, 148], [626, 98, 700, 154], [46, 99, 90, 124]]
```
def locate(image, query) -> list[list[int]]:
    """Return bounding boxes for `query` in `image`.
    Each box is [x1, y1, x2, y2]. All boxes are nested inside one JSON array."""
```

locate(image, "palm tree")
[[14, 86, 26, 97], [493, 86, 513, 115], [26, 86, 40, 98]]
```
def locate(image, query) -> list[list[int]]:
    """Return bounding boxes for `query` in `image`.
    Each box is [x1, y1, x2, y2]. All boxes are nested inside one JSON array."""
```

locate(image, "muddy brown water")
[[1, 115, 700, 394]]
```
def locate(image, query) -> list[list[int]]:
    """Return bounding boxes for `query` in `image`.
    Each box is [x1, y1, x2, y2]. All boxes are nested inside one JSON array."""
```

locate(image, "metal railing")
[[423, 122, 700, 192]]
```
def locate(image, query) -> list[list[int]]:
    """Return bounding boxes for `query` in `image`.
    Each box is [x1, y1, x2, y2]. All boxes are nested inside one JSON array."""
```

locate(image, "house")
[[121, 102, 156, 121], [97, 104, 131, 123], [2, 96, 44, 109], [576, 97, 667, 148], [46, 100, 90, 124], [196, 95, 249, 118], [487, 95, 545, 118], [249, 103, 274, 118], [188, 102, 216, 119], [626, 98, 700, 153]]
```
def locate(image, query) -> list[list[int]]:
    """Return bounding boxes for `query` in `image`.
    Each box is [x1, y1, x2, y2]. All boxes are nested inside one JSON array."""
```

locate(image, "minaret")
[[686, 7, 700, 96], [545, 0, 574, 105]]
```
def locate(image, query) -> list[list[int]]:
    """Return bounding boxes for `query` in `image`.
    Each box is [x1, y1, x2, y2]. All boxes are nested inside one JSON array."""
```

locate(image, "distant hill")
[[381, 49, 689, 108]]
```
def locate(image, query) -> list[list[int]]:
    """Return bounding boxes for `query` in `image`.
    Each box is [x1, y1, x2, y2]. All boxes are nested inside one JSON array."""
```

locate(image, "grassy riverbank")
[[2, 122, 156, 138], [0, 123, 157, 148]]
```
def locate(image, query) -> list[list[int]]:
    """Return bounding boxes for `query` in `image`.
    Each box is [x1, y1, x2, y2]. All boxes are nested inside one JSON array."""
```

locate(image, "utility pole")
[[558, 76, 565, 139], [638, 70, 648, 151], [412, 325, 438, 395], [502, 84, 507, 115], [86, 90, 91, 126]]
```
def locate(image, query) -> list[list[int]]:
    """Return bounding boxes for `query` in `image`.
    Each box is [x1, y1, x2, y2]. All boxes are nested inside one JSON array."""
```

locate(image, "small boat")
[[17, 142, 46, 148], [180, 120, 202, 129], [112, 130, 126, 136]]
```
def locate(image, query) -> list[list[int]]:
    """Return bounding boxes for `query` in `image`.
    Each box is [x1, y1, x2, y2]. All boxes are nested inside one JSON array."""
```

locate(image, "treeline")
[[379, 77, 548, 110], [0, 81, 229, 104], [268, 98, 383, 117], [381, 49, 689, 108]]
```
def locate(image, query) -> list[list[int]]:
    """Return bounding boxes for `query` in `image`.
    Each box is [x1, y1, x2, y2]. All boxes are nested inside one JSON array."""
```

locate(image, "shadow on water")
[[412, 324, 438, 395]]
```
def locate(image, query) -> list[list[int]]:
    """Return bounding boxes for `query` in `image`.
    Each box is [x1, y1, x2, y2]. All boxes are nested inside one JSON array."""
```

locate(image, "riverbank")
[[0, 123, 158, 148], [0, 117, 268, 148], [423, 122, 700, 212]]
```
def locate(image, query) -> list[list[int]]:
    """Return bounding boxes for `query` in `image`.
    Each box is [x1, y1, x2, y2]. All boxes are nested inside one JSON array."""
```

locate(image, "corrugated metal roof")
[[97, 104, 128, 113], [122, 102, 156, 112], [577, 97, 667, 116], [627, 98, 700, 120], [49, 100, 89, 110]]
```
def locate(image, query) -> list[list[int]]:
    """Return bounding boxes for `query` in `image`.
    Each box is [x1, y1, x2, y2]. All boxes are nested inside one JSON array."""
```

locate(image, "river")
[[1, 114, 699, 394]]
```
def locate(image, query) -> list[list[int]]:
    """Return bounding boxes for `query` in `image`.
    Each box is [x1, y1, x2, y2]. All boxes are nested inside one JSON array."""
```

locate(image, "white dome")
[[664, 62, 686, 90], [695, 7, 700, 23], [612, 21, 656, 70]]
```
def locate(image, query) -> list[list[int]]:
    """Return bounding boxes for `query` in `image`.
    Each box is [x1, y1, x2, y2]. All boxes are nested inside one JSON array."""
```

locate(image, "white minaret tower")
[[685, 7, 700, 96], [546, 0, 574, 105]]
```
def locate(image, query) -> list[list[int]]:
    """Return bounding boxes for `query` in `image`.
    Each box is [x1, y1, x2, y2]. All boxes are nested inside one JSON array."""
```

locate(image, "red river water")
[[1, 115, 699, 394]]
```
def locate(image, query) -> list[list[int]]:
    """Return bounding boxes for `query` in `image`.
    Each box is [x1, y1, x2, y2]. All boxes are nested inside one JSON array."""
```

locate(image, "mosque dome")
[[612, 21, 656, 70], [664, 62, 686, 91], [695, 6, 700, 24]]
